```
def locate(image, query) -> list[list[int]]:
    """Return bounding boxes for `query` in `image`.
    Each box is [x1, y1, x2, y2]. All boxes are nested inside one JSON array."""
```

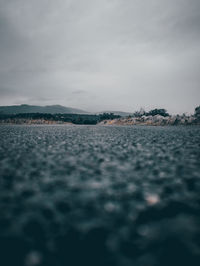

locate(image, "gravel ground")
[[0, 125, 200, 266]]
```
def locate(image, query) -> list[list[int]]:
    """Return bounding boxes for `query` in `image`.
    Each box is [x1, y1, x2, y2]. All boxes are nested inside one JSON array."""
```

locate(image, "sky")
[[0, 0, 200, 114]]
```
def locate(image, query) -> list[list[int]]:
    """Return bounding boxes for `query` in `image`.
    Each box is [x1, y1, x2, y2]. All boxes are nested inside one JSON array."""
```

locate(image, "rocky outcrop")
[[99, 115, 198, 126]]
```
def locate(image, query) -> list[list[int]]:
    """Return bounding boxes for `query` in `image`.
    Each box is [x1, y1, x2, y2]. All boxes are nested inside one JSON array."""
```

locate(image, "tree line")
[[0, 113, 120, 125], [0, 106, 199, 124]]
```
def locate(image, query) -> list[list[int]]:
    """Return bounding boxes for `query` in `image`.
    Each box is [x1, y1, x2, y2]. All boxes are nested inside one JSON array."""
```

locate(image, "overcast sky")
[[0, 0, 199, 113]]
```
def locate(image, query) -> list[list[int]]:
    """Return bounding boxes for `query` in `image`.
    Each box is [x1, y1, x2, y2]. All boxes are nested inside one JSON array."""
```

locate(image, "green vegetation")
[[146, 109, 169, 117], [133, 108, 169, 117], [0, 106, 199, 125], [0, 113, 120, 125], [194, 106, 200, 120]]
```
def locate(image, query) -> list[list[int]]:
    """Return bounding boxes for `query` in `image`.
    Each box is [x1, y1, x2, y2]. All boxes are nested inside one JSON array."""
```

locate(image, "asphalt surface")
[[0, 125, 200, 266]]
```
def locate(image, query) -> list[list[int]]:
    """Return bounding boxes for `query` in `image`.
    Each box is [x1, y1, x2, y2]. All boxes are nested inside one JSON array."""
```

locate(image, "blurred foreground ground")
[[0, 125, 200, 266]]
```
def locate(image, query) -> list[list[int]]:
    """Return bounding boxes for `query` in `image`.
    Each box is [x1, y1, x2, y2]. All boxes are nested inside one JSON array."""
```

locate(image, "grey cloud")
[[0, 0, 199, 113], [72, 90, 87, 95]]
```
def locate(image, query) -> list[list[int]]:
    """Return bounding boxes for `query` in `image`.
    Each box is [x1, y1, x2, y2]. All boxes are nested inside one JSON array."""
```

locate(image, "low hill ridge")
[[0, 104, 88, 114]]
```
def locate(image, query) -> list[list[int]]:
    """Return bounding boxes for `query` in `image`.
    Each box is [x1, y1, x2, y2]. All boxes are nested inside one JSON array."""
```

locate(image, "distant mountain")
[[0, 104, 134, 117], [97, 111, 133, 117], [0, 104, 88, 114]]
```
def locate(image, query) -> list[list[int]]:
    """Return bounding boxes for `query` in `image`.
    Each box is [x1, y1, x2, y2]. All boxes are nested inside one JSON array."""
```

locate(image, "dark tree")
[[147, 109, 169, 117], [194, 106, 200, 120], [99, 113, 120, 121]]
